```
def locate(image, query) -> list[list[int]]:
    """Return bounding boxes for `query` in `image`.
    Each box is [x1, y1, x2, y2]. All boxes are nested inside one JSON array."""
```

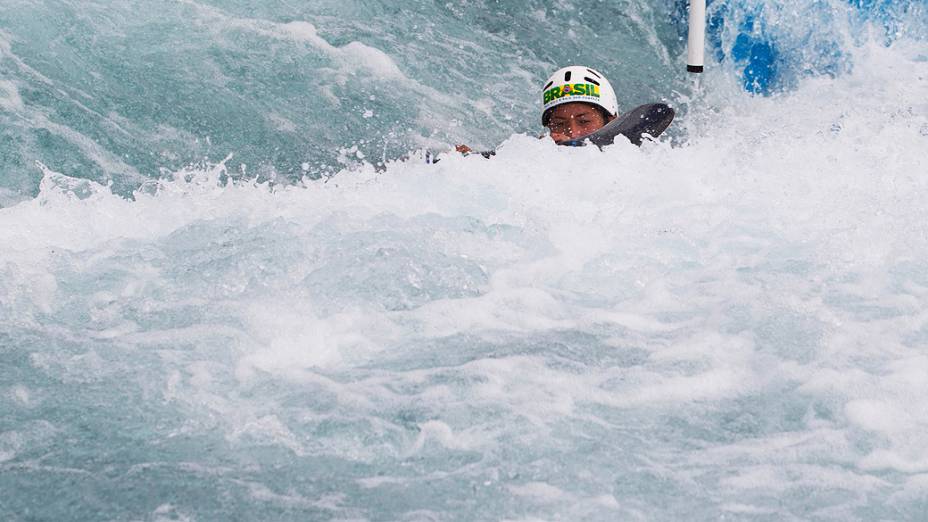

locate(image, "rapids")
[[2, 0, 928, 520]]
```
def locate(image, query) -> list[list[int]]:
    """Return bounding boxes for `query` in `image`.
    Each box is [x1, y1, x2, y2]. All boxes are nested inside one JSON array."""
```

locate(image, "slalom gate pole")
[[687, 0, 706, 73]]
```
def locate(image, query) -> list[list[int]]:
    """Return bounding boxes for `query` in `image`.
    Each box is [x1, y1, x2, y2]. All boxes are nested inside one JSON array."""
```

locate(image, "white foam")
[[0, 79, 23, 112], [845, 399, 915, 433], [175, 1, 416, 86], [507, 482, 566, 502], [151, 504, 194, 522], [227, 414, 305, 456], [1, 33, 927, 517], [408, 420, 469, 453], [10, 385, 31, 405]]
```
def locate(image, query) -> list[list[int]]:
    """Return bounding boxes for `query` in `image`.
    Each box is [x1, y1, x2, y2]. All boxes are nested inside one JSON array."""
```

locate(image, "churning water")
[[2, 1, 928, 520]]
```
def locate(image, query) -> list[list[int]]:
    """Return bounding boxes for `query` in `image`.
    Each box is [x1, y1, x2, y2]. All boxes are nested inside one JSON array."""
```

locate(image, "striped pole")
[[687, 0, 706, 73]]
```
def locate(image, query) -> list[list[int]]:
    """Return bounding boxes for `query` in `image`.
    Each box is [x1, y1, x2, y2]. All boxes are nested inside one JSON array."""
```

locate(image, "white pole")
[[687, 0, 706, 73]]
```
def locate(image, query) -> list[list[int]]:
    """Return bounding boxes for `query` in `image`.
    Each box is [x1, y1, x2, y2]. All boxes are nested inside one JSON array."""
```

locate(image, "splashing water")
[[2, 0, 928, 520]]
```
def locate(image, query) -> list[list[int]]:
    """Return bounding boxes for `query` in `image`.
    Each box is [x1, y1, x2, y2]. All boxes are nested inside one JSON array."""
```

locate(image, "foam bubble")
[[0, 79, 23, 112]]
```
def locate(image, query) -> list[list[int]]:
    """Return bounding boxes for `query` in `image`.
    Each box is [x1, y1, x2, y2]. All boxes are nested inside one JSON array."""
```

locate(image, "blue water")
[[675, 0, 927, 93], [2, 1, 928, 520]]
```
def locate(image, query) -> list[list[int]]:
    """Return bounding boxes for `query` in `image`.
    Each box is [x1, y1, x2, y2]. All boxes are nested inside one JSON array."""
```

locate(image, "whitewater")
[[2, 0, 928, 520]]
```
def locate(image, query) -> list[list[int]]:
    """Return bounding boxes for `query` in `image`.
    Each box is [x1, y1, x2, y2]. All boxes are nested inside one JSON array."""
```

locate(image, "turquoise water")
[[2, 1, 928, 520], [0, 0, 685, 203]]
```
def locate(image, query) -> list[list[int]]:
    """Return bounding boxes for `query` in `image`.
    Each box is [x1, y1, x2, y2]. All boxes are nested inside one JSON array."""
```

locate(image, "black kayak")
[[557, 103, 675, 147]]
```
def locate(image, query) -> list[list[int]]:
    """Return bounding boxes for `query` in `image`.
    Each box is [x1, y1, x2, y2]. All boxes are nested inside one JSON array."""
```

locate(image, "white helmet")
[[541, 65, 618, 125]]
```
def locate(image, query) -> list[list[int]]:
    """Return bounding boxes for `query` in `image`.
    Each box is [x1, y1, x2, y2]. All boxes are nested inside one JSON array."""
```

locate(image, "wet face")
[[545, 102, 612, 143]]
